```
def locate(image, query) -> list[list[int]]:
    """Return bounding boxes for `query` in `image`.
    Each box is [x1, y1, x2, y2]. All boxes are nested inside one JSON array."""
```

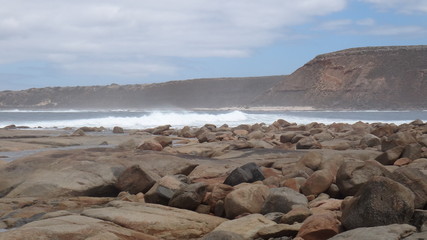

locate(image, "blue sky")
[[0, 0, 426, 90]]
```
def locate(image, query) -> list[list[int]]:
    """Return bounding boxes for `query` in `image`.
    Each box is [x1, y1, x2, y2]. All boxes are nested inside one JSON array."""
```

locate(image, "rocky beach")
[[0, 118, 426, 240]]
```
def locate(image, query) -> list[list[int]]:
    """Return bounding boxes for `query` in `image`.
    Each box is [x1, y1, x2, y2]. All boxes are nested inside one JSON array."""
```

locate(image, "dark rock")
[[261, 187, 308, 214], [168, 182, 208, 210], [224, 162, 265, 186], [336, 160, 391, 196], [264, 212, 285, 223], [360, 134, 381, 147], [280, 132, 296, 143], [391, 167, 427, 209], [280, 206, 312, 224], [341, 176, 415, 230], [112, 126, 124, 134], [115, 165, 158, 194], [410, 209, 427, 232]]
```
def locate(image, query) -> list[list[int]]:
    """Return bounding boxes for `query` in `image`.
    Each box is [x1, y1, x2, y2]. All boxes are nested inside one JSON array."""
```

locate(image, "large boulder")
[[329, 224, 416, 240], [223, 162, 265, 186], [224, 184, 269, 219], [391, 167, 427, 209], [82, 200, 226, 240], [261, 187, 308, 214], [341, 176, 415, 230], [115, 165, 159, 194], [0, 215, 159, 240], [336, 160, 391, 196]]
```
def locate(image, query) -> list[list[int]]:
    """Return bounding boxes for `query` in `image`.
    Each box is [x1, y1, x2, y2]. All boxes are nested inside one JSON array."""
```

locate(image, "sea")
[[1, 109, 427, 129]]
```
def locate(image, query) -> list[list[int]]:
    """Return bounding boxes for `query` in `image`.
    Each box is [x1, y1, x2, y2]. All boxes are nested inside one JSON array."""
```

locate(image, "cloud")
[[0, 0, 346, 79], [362, 0, 427, 13]]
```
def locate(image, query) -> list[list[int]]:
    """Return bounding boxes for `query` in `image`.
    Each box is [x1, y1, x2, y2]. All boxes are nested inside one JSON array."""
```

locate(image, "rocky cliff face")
[[254, 46, 427, 109], [0, 76, 284, 109]]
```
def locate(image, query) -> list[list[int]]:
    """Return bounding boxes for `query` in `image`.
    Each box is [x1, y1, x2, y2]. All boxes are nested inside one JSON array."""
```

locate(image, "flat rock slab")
[[0, 214, 159, 240], [82, 200, 226, 240]]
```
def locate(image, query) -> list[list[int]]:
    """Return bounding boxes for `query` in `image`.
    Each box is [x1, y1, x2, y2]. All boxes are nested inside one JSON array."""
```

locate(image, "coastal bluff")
[[0, 45, 426, 110], [254, 45, 427, 110]]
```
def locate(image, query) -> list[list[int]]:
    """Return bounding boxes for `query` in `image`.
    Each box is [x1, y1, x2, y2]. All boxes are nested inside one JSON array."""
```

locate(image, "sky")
[[0, 0, 426, 91]]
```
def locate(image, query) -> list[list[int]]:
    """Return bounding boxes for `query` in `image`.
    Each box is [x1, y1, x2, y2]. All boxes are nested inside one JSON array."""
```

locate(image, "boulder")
[[168, 182, 208, 211], [224, 184, 269, 219], [296, 212, 341, 240], [209, 184, 235, 208], [82, 200, 226, 240], [296, 137, 321, 149], [144, 175, 186, 205], [329, 224, 416, 240], [280, 206, 312, 224], [391, 167, 427, 209], [0, 215, 159, 240], [297, 152, 323, 171], [154, 136, 173, 147], [280, 132, 296, 143], [300, 169, 334, 196], [261, 187, 308, 214], [112, 126, 124, 134], [71, 128, 86, 136], [115, 165, 158, 194], [336, 160, 391, 196], [360, 134, 381, 147], [179, 126, 196, 138], [410, 209, 427, 231], [152, 125, 171, 135], [138, 140, 163, 151], [402, 143, 422, 160], [341, 176, 415, 230], [223, 162, 265, 186], [200, 230, 245, 240], [257, 223, 302, 239], [212, 214, 276, 239], [375, 146, 405, 165]]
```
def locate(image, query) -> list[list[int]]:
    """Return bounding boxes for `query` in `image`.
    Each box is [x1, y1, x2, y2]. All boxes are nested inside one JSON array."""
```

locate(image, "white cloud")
[[366, 25, 426, 35], [0, 0, 346, 78], [362, 0, 427, 13]]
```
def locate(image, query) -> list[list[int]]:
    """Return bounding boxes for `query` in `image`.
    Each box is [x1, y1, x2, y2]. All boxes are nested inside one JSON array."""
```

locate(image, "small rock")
[[394, 158, 413, 166], [296, 137, 321, 149]]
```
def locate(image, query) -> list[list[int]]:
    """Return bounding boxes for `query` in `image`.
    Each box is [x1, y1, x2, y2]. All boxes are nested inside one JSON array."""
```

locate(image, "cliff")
[[253, 45, 427, 109], [0, 76, 284, 109]]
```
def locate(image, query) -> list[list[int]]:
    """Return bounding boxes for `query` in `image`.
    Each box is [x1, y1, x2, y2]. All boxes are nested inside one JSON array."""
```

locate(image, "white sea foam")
[[1, 110, 426, 129]]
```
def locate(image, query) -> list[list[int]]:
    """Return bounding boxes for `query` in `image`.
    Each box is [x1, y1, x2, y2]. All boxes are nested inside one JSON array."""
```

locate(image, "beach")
[[0, 117, 426, 239]]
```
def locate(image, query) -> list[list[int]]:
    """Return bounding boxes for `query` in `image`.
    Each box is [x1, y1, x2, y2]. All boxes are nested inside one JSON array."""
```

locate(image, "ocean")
[[1, 109, 427, 129]]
